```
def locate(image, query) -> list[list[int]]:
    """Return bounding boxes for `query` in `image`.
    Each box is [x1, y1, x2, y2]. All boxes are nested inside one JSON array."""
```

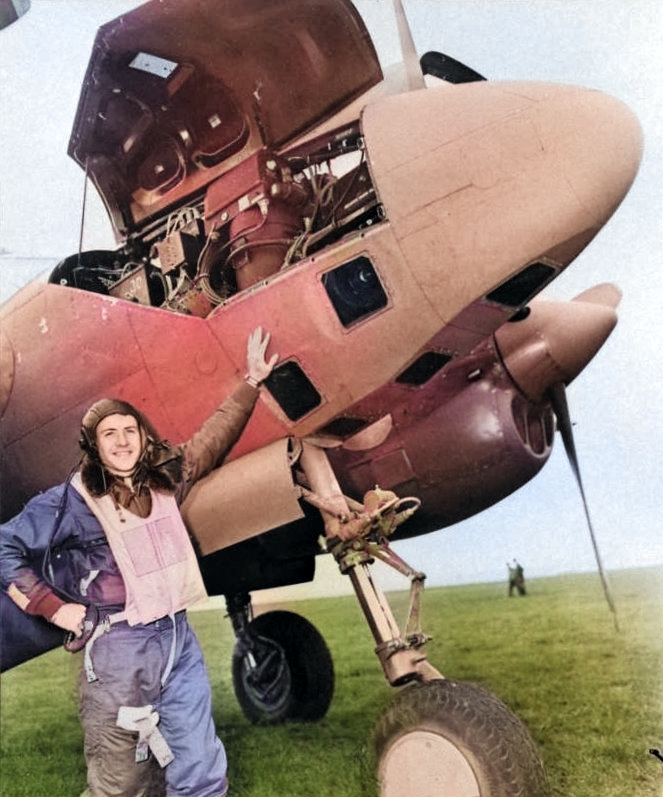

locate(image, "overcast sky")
[[1, 0, 661, 597]]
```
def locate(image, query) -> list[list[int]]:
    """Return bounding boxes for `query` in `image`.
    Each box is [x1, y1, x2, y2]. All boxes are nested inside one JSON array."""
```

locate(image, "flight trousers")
[[79, 611, 227, 797]]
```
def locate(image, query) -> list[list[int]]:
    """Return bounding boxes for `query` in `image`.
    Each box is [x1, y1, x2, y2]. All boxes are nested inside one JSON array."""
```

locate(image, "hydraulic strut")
[[324, 501, 443, 686], [225, 592, 290, 705], [295, 442, 443, 687]]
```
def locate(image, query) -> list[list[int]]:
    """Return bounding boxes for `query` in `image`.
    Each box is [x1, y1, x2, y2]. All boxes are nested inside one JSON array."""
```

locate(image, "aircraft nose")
[[361, 82, 642, 321], [526, 83, 644, 229], [493, 284, 621, 402]]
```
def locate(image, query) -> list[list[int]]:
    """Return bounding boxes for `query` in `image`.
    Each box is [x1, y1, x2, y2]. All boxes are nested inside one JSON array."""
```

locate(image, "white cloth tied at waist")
[[116, 704, 174, 767]]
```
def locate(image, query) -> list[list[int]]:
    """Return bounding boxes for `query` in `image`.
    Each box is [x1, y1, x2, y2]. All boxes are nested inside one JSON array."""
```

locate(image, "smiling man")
[[0, 327, 277, 797], [95, 413, 143, 474]]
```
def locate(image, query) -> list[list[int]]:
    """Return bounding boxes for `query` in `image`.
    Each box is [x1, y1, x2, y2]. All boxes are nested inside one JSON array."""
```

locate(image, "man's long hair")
[[79, 398, 183, 496]]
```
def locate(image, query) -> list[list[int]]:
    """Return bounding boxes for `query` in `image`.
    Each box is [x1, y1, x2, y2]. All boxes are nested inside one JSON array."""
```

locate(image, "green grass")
[[1, 567, 662, 796]]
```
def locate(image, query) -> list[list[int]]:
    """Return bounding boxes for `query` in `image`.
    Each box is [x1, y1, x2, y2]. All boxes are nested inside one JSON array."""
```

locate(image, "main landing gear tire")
[[373, 679, 549, 797], [232, 610, 334, 725]]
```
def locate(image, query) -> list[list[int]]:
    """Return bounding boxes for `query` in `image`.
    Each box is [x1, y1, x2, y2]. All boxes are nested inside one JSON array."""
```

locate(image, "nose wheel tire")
[[232, 610, 334, 725], [374, 679, 549, 797]]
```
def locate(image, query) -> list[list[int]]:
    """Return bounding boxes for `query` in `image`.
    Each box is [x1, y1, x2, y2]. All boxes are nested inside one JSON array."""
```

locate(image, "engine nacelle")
[[329, 355, 555, 538]]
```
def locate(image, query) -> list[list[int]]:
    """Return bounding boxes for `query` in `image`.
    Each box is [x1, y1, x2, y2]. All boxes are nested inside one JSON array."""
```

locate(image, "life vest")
[[71, 473, 207, 625]]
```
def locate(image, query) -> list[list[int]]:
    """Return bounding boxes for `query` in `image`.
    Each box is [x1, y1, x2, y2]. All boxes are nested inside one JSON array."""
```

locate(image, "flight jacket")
[[0, 381, 259, 622]]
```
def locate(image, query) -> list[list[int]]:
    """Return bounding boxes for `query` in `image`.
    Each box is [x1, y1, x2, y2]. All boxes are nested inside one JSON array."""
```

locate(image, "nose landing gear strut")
[[297, 442, 549, 797], [317, 490, 441, 687], [295, 440, 441, 687]]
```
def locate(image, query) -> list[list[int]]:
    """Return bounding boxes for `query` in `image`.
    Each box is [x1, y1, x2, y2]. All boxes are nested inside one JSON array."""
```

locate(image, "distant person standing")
[[507, 559, 526, 596]]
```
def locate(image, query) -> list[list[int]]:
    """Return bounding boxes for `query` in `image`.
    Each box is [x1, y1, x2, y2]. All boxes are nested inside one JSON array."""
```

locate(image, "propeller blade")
[[0, 0, 30, 31], [549, 382, 619, 631], [392, 0, 426, 90], [420, 51, 486, 84]]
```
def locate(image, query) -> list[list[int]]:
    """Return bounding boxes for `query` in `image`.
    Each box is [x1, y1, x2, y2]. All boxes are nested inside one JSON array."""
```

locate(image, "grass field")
[[1, 567, 662, 796]]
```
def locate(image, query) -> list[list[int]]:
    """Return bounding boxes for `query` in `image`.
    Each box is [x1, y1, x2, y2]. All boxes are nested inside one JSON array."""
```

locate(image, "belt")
[[83, 611, 128, 683], [83, 610, 178, 686]]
